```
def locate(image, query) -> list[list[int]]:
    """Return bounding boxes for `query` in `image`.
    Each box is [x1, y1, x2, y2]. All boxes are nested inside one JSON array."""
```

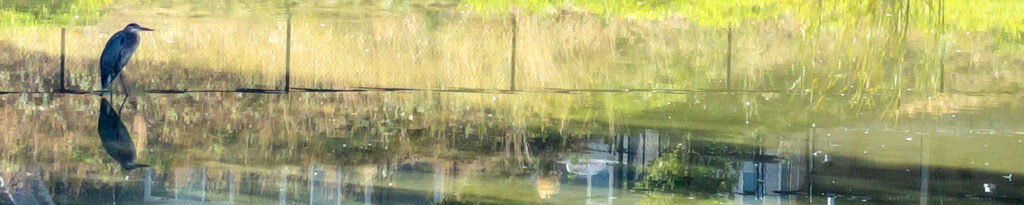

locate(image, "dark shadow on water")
[[97, 97, 150, 170]]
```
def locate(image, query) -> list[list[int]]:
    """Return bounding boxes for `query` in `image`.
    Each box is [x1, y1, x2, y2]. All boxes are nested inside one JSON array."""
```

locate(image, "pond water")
[[2, 0, 1024, 204], [2, 91, 1023, 204]]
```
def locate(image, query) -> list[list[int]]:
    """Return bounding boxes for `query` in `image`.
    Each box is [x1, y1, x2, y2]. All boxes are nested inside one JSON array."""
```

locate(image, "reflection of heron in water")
[[97, 97, 150, 170]]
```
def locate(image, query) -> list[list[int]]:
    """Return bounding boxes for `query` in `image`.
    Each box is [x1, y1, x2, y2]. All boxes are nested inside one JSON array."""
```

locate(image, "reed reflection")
[[97, 97, 150, 170]]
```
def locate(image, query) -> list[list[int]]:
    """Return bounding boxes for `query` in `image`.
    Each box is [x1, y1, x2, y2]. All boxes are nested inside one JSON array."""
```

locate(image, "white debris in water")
[[320, 23, 326, 27], [745, 120, 749, 124], [985, 162, 990, 166], [342, 144, 347, 147], [906, 137, 913, 141], [840, 93, 846, 97], [408, 115, 414, 121], [952, 114, 957, 118], [492, 96, 496, 101], [863, 151, 868, 154], [745, 101, 750, 106], [812, 123, 816, 128], [984, 183, 995, 193], [864, 129, 870, 134]]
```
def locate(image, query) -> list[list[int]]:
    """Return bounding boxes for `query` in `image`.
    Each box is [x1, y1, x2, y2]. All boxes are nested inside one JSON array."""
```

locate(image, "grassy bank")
[[0, 0, 1022, 93]]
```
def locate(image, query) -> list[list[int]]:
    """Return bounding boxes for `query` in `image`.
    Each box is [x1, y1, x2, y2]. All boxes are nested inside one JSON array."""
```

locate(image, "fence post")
[[509, 14, 518, 91], [938, 0, 945, 93], [60, 28, 66, 91], [726, 27, 732, 90], [284, 1, 292, 92]]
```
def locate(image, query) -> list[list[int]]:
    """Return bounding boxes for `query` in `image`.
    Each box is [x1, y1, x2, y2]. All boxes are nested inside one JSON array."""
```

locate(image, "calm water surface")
[[1, 91, 1023, 204]]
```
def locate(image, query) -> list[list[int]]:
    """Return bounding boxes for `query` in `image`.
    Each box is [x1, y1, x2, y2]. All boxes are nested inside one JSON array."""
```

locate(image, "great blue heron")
[[100, 23, 153, 95], [97, 97, 151, 170]]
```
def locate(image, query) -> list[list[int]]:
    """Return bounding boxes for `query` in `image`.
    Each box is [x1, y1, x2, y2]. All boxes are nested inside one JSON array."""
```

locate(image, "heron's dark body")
[[99, 30, 140, 89], [97, 98, 148, 170]]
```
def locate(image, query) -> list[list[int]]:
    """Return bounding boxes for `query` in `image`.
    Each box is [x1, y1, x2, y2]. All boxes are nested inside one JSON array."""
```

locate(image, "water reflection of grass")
[[2, 90, 1024, 202]]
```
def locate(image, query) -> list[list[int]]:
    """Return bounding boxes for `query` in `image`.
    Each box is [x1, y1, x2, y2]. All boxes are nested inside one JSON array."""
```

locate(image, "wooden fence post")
[[60, 28, 66, 91], [509, 14, 518, 91], [284, 1, 293, 92], [726, 28, 732, 90]]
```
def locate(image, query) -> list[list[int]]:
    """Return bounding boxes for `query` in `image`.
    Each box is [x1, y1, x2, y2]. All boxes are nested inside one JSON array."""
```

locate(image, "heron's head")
[[124, 23, 154, 33]]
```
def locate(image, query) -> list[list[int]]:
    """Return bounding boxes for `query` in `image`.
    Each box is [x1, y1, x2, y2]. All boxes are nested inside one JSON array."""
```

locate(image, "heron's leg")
[[118, 92, 128, 114], [119, 72, 130, 96]]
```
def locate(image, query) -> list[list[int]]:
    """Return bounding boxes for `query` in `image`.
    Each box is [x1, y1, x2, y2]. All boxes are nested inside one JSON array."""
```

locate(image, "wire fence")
[[5, 13, 538, 95], [3, 13, 757, 96], [1, 3, 963, 96]]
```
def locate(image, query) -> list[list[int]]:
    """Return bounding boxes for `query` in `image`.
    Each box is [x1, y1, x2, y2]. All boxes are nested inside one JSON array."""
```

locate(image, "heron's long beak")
[[139, 26, 154, 31]]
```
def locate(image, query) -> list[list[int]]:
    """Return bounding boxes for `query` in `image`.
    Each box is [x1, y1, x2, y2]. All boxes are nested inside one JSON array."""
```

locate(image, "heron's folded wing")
[[99, 32, 127, 84], [116, 35, 139, 70]]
